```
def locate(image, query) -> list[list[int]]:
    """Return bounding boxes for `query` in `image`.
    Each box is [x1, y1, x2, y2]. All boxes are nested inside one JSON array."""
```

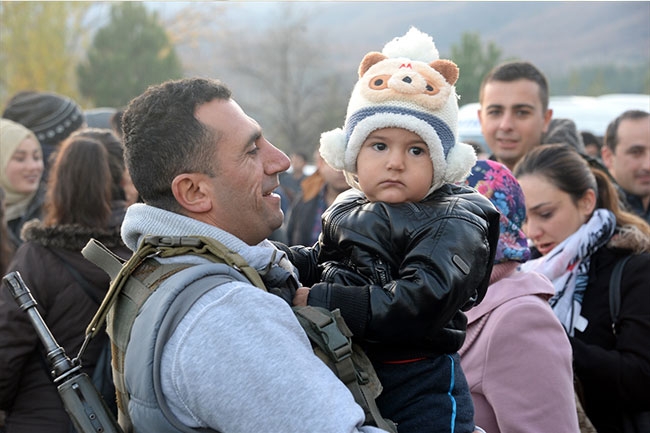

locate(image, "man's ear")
[[171, 173, 213, 213], [601, 145, 615, 172], [541, 109, 553, 133]]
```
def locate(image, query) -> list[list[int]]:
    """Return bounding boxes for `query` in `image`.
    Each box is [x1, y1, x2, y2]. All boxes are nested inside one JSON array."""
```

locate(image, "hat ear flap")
[[319, 128, 347, 170], [443, 142, 477, 184]]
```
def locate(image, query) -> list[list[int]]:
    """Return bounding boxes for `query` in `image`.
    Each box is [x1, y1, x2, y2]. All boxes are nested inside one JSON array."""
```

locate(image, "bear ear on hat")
[[443, 141, 477, 184], [319, 128, 347, 171], [431, 59, 459, 86], [359, 52, 387, 77]]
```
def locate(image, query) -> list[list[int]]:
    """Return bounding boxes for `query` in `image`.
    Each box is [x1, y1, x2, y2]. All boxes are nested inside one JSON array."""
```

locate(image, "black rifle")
[[2, 271, 123, 433]]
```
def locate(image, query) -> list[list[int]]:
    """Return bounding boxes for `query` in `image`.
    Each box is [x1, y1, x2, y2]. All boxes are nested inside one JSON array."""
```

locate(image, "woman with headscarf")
[[0, 118, 45, 251], [459, 160, 580, 433]]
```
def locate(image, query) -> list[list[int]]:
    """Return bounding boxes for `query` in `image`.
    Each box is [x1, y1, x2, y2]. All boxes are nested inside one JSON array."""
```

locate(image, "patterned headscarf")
[[464, 160, 530, 263]]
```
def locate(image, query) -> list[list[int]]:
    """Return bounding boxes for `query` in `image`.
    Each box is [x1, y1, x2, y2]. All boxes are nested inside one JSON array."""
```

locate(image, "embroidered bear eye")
[[369, 75, 390, 90], [424, 82, 439, 95]]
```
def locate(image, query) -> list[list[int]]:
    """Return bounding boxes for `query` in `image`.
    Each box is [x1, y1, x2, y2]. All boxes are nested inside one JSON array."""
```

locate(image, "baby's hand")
[[293, 287, 310, 306]]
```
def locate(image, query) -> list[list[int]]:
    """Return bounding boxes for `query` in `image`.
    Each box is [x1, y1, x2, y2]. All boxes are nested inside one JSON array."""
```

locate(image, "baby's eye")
[[409, 145, 428, 156], [372, 142, 387, 151]]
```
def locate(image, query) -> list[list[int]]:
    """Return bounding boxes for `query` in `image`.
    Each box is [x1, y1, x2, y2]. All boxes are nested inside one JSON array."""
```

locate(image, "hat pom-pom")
[[444, 142, 478, 184], [319, 128, 347, 170]]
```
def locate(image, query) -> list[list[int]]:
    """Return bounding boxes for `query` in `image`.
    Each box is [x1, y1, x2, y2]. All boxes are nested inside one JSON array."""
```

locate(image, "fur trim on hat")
[[444, 142, 478, 184], [319, 128, 347, 170]]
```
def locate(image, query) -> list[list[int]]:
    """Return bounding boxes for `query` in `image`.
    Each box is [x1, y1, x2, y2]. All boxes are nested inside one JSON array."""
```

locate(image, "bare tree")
[[162, 3, 228, 76], [201, 3, 352, 155]]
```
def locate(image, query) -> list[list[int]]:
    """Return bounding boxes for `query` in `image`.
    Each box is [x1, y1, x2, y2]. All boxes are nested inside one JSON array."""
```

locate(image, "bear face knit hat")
[[464, 160, 530, 264], [2, 91, 85, 149], [319, 27, 476, 195]]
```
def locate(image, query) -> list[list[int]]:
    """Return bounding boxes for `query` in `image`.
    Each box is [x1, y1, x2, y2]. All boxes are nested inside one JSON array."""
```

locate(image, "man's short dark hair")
[[604, 109, 650, 152], [122, 78, 232, 211], [479, 61, 550, 112]]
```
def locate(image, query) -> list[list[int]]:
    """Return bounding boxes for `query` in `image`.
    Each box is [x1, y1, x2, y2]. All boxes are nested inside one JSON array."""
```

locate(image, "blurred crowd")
[[1, 56, 648, 433]]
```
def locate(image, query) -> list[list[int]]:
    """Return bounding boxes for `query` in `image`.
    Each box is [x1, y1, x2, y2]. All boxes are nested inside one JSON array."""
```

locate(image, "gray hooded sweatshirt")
[[121, 203, 387, 433]]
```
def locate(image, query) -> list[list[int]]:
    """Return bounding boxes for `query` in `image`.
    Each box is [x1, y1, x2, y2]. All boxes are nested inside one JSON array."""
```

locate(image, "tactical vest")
[[82, 235, 396, 433]]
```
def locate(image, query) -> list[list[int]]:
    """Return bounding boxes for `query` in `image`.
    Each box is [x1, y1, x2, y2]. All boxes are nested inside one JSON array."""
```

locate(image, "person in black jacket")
[[601, 110, 650, 225], [285, 152, 350, 246], [516, 144, 650, 433], [0, 135, 130, 433], [282, 28, 499, 433]]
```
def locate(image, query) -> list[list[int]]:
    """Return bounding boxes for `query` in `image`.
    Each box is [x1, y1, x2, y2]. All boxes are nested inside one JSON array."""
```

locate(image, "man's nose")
[[264, 140, 291, 174], [641, 148, 650, 169], [498, 112, 515, 131]]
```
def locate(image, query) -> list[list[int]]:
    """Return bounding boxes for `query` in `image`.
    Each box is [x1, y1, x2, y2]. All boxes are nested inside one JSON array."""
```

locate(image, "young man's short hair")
[[479, 61, 550, 112]]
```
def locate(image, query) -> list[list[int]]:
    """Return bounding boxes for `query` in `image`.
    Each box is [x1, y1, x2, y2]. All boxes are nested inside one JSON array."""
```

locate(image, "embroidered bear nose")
[[402, 76, 412, 84]]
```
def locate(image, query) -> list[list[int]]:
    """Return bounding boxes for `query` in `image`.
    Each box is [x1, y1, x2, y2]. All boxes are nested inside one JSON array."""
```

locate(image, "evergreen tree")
[[77, 2, 183, 107], [449, 32, 503, 105]]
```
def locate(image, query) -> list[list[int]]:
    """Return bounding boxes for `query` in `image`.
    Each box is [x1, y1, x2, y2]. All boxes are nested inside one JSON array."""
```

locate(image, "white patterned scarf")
[[521, 209, 616, 335]]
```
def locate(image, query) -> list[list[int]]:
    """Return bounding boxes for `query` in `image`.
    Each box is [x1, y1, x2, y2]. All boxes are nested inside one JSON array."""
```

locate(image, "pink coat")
[[459, 269, 580, 433]]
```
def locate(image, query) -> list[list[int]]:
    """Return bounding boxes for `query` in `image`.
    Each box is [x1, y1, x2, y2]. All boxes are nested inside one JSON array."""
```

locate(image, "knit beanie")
[[0, 118, 42, 222], [320, 27, 476, 195], [542, 117, 586, 154], [2, 91, 85, 156], [464, 160, 530, 264]]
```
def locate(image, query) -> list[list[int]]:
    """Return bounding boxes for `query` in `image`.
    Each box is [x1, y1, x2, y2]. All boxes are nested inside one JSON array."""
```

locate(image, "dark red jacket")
[[0, 221, 130, 433]]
